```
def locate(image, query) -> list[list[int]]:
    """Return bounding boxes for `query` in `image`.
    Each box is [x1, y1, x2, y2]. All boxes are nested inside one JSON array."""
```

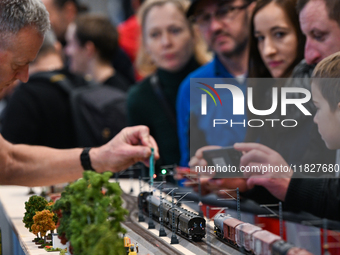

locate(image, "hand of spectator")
[[174, 145, 221, 180], [90, 125, 159, 173], [234, 142, 293, 201], [177, 145, 248, 196], [191, 178, 249, 198], [189, 145, 223, 164]]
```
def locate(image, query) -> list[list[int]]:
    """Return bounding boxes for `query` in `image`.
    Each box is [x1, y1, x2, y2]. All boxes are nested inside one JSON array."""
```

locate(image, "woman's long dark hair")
[[245, 0, 305, 142], [248, 0, 305, 78]]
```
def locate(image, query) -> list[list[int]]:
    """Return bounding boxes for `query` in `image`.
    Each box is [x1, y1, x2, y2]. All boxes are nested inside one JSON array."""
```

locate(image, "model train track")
[[122, 192, 241, 255], [187, 235, 234, 255], [203, 225, 250, 255], [122, 192, 184, 255], [188, 224, 248, 255]]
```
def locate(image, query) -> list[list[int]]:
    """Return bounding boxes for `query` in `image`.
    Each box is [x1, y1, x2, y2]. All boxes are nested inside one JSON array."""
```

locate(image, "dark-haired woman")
[[244, 0, 334, 168]]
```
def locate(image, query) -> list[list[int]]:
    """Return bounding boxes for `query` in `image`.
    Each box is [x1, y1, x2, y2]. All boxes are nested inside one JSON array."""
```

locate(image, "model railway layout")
[[138, 191, 206, 241], [122, 192, 184, 255], [213, 213, 313, 255], [135, 191, 314, 255]]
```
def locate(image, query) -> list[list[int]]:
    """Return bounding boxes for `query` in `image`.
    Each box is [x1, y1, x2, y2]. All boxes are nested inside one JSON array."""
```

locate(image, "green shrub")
[[54, 171, 128, 255]]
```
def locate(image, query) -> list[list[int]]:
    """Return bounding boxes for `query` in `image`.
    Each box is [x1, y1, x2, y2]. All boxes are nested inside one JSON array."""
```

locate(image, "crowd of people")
[[0, 0, 340, 226]]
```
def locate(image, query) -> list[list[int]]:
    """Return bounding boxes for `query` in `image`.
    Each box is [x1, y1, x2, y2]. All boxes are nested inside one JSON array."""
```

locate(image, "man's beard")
[[221, 36, 248, 58]]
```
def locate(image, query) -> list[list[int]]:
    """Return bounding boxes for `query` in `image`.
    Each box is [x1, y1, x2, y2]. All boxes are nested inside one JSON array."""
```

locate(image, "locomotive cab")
[[188, 216, 206, 241], [138, 192, 151, 212]]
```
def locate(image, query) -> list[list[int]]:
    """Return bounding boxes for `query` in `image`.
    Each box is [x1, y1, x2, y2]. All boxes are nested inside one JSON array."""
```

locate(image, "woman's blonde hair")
[[136, 0, 211, 77]]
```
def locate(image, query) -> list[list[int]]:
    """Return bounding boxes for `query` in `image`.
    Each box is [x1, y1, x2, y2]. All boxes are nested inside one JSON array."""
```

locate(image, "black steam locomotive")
[[138, 191, 206, 241]]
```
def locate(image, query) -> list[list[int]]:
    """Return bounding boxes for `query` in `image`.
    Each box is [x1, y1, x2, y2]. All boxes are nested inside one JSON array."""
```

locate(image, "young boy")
[[311, 52, 340, 150], [280, 52, 340, 221], [234, 52, 340, 221]]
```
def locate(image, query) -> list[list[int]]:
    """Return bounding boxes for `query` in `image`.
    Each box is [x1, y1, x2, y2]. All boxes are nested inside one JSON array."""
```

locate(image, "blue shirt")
[[176, 56, 247, 166]]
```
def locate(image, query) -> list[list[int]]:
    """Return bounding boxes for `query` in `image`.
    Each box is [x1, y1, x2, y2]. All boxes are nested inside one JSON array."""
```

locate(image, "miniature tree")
[[81, 222, 126, 255], [23, 195, 48, 239], [45, 201, 58, 234], [54, 171, 128, 255], [31, 209, 56, 246], [53, 185, 73, 244]]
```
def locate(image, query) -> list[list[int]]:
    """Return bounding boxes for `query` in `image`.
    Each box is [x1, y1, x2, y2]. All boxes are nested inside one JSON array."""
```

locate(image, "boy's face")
[[311, 82, 340, 150]]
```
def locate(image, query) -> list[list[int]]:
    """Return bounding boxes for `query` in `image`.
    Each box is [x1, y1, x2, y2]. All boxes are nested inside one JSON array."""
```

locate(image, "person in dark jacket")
[[236, 52, 340, 221], [183, 0, 333, 199], [41, 0, 136, 84], [127, 0, 210, 175], [184, 0, 340, 221], [0, 30, 78, 148], [1, 29, 123, 149], [0, 0, 158, 187], [65, 14, 131, 92]]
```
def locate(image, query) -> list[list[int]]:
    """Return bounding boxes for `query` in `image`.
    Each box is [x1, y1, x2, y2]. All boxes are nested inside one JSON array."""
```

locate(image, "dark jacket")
[[283, 61, 339, 221], [1, 69, 81, 148], [103, 71, 132, 92], [127, 57, 200, 171], [1, 69, 131, 148], [285, 178, 340, 221]]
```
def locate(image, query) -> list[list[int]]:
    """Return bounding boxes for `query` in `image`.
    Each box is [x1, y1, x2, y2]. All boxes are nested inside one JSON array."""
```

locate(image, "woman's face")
[[254, 2, 298, 78], [143, 3, 195, 72]]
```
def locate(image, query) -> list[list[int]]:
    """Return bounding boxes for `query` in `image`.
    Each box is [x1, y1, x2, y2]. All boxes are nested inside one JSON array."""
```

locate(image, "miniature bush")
[[31, 209, 56, 244], [23, 195, 58, 243], [23, 195, 48, 233], [44, 246, 67, 254], [45, 201, 58, 227], [54, 171, 128, 255]]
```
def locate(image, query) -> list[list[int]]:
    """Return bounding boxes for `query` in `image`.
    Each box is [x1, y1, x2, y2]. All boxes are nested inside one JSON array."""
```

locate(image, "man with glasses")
[[176, 0, 255, 167]]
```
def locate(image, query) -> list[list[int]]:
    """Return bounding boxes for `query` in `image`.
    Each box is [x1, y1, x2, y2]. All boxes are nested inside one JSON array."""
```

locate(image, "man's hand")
[[234, 143, 293, 201], [188, 178, 248, 197], [174, 146, 221, 180], [189, 145, 221, 169], [177, 145, 248, 196], [90, 126, 159, 173]]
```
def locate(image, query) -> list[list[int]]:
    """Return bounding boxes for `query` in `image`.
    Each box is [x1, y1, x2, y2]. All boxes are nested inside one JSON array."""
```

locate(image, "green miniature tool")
[[149, 148, 154, 186]]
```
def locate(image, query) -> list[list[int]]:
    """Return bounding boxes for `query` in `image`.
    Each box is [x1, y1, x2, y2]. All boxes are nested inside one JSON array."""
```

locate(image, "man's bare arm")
[[0, 126, 159, 187]]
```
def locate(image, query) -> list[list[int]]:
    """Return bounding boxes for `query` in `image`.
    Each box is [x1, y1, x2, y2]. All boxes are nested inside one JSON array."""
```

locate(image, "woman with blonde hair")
[[127, 0, 210, 177]]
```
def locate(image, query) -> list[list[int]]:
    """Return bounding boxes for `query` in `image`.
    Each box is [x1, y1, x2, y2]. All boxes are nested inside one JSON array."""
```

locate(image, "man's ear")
[[335, 102, 340, 122], [84, 41, 96, 58]]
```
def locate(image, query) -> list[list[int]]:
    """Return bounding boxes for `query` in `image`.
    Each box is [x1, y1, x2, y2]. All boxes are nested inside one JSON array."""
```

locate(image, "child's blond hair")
[[312, 51, 340, 111]]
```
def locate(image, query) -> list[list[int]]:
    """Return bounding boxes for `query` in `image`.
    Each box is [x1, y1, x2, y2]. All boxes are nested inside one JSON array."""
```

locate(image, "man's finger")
[[239, 149, 269, 167], [242, 162, 265, 178], [195, 145, 222, 158]]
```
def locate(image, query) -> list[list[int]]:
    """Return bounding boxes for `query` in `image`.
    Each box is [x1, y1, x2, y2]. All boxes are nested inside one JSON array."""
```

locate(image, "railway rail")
[[123, 192, 184, 255], [122, 192, 243, 255]]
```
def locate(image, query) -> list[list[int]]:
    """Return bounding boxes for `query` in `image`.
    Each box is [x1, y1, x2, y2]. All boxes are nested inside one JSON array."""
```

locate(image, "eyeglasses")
[[191, 2, 250, 28]]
